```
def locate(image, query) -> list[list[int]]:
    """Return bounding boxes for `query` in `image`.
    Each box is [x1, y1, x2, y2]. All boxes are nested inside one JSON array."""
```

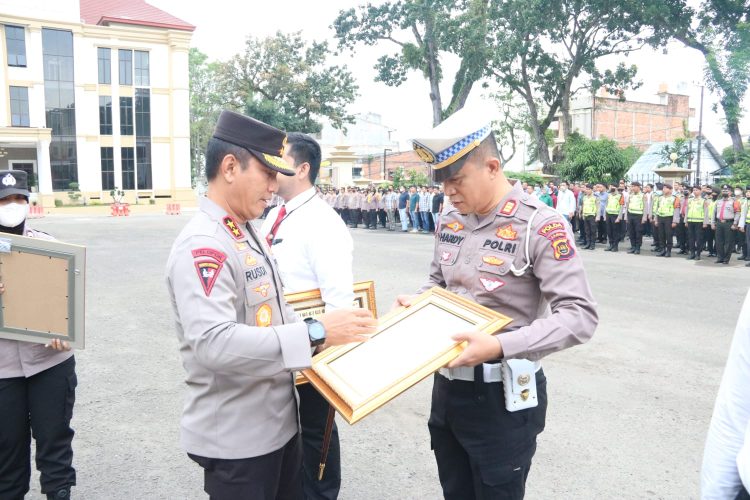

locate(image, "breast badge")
[[445, 221, 464, 233], [245, 254, 258, 266], [496, 225, 517, 240], [440, 251, 452, 263], [254, 282, 271, 298], [482, 255, 504, 266], [256, 304, 272, 327], [479, 277, 505, 292]]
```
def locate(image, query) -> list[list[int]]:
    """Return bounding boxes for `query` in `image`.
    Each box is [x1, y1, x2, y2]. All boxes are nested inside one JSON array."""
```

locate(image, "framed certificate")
[[0, 233, 86, 348], [285, 281, 376, 385], [301, 287, 512, 424]]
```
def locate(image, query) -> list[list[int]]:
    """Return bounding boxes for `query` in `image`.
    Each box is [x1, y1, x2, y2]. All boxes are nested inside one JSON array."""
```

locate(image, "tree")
[[333, 0, 492, 126], [486, 0, 679, 172], [555, 133, 631, 184], [189, 48, 222, 185], [662, 0, 750, 152], [219, 31, 358, 133]]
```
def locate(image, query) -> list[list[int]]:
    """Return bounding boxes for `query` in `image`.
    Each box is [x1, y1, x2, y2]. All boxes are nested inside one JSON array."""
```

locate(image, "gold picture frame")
[[285, 281, 377, 385], [301, 287, 512, 424], [0, 233, 86, 348]]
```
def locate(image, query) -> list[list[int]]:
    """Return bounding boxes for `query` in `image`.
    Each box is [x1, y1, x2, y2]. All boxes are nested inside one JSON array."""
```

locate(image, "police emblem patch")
[[479, 277, 504, 292], [254, 281, 271, 297], [256, 304, 272, 327], [549, 233, 574, 261], [496, 225, 517, 240], [222, 216, 244, 240], [482, 255, 504, 266], [191, 248, 227, 297], [414, 145, 436, 163], [445, 221, 464, 233], [2, 173, 16, 186]]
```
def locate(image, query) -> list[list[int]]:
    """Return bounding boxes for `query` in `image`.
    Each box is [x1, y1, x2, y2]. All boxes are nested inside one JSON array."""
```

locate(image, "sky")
[[150, 0, 750, 163]]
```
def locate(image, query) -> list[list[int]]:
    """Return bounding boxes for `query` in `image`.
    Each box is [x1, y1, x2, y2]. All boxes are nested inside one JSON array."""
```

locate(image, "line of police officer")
[[575, 181, 750, 265]]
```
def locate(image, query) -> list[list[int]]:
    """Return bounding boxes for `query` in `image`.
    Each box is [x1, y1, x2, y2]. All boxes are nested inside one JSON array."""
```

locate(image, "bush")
[[556, 132, 630, 184], [54, 199, 63, 207], [506, 172, 545, 186]]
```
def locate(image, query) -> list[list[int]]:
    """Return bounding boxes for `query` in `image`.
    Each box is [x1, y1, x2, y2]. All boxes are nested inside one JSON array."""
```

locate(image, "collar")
[[200, 196, 253, 243], [494, 182, 523, 218], [283, 186, 317, 211]]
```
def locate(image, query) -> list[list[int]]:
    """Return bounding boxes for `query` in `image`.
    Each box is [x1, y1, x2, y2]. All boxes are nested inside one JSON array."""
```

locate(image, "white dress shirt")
[[702, 289, 750, 499], [555, 188, 576, 216], [260, 187, 354, 310]]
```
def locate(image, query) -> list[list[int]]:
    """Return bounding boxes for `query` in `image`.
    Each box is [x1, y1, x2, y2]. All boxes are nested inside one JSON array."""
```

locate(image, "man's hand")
[[391, 294, 418, 312], [318, 308, 377, 348], [671, 223, 676, 229], [45, 338, 71, 351], [732, 224, 738, 231], [447, 331, 502, 368]]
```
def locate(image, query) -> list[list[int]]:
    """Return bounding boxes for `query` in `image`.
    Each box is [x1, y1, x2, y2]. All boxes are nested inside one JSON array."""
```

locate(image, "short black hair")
[[205, 137, 252, 181], [286, 132, 322, 184]]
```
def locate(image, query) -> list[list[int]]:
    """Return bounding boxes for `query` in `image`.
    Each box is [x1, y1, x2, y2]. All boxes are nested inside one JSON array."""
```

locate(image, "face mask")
[[735, 191, 743, 197], [723, 192, 729, 198], [0, 202, 29, 228]]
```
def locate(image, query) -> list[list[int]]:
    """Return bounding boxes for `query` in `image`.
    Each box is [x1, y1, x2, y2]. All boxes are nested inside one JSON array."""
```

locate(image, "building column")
[[37, 138, 52, 197]]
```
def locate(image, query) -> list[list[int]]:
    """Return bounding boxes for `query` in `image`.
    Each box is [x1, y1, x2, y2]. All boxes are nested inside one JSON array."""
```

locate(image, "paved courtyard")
[[23, 212, 750, 499]]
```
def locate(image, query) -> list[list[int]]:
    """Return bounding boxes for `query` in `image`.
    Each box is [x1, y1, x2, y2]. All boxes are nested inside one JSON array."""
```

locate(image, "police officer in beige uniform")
[[165, 111, 375, 500], [396, 108, 598, 500]]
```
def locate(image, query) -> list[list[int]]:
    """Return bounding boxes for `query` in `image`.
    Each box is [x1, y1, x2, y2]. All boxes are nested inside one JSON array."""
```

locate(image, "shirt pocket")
[[437, 245, 460, 267], [476, 250, 512, 277]]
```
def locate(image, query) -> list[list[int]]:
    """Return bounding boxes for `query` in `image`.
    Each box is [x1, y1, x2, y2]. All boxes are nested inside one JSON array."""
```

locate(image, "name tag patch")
[[439, 232, 465, 246], [483, 239, 518, 254], [245, 265, 268, 282]]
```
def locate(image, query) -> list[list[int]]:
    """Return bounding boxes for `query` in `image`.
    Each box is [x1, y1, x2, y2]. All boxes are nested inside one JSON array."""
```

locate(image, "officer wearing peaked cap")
[[396, 106, 598, 499], [165, 110, 376, 500]]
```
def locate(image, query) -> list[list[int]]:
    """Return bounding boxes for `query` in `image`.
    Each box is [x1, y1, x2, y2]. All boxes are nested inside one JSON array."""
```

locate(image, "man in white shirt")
[[702, 290, 750, 500], [555, 181, 577, 223], [260, 132, 354, 500]]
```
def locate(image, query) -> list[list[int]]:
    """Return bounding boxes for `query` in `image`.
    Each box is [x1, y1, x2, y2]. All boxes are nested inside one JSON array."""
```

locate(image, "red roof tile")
[[79, 0, 195, 32]]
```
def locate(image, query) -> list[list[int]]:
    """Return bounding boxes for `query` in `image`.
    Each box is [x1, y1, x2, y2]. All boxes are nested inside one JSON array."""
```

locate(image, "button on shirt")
[[260, 187, 354, 309], [702, 290, 750, 499]]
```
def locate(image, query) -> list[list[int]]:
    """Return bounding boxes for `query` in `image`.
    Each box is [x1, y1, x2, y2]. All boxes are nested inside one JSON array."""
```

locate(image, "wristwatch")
[[304, 318, 326, 347]]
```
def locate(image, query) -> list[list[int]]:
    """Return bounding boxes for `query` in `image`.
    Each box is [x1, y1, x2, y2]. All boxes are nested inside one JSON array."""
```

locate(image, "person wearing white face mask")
[[0, 170, 77, 500]]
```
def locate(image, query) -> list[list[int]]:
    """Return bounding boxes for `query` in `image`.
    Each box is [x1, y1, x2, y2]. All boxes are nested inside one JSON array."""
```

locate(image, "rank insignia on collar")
[[245, 254, 258, 266], [256, 304, 272, 327], [499, 200, 517, 216], [496, 225, 517, 240], [445, 221, 464, 233], [222, 216, 244, 240], [440, 250, 452, 262], [254, 282, 271, 297], [482, 255, 504, 266], [479, 277, 505, 292], [235, 242, 249, 251], [191, 248, 227, 297]]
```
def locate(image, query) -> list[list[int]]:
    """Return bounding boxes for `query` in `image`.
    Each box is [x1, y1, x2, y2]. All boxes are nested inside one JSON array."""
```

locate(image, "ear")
[[219, 153, 240, 183], [296, 162, 310, 180], [486, 156, 501, 177]]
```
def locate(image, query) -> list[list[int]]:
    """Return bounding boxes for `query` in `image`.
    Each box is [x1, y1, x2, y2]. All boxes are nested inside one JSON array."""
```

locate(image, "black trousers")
[[687, 222, 704, 255], [583, 216, 596, 245], [704, 226, 715, 254], [429, 369, 547, 500], [577, 215, 585, 240], [716, 221, 734, 262], [378, 209, 387, 227], [657, 217, 674, 250], [627, 213, 643, 247], [189, 434, 303, 500], [736, 486, 750, 500], [0, 356, 77, 498], [298, 383, 341, 500], [605, 214, 621, 245], [350, 208, 361, 228], [340, 208, 350, 226], [643, 219, 653, 237], [675, 220, 687, 249], [597, 219, 607, 242]]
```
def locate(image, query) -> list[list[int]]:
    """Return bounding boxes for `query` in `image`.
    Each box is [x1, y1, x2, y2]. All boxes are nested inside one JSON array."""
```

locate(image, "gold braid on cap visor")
[[262, 153, 296, 174]]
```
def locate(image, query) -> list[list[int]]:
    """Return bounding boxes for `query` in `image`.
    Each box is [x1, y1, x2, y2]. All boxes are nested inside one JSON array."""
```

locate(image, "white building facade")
[[0, 0, 193, 206]]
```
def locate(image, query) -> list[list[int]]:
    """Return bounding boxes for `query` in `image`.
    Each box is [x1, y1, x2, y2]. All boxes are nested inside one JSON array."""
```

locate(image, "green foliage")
[[621, 145, 643, 168], [109, 187, 124, 204], [506, 172, 545, 186], [67, 182, 81, 204], [659, 137, 692, 168], [189, 48, 222, 185], [407, 168, 430, 187], [723, 146, 750, 185], [390, 166, 407, 189], [54, 199, 63, 208], [556, 133, 630, 184], [219, 32, 358, 134]]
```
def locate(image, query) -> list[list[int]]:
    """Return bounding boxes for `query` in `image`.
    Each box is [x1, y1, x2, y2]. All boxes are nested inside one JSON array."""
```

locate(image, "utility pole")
[[383, 148, 392, 180], [696, 85, 704, 184]]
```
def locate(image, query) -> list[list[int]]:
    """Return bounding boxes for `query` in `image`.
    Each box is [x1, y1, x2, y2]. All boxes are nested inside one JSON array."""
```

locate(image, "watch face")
[[308, 321, 325, 341]]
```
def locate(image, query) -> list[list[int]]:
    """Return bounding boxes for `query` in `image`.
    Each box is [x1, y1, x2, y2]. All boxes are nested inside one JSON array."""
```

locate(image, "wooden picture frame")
[[301, 287, 512, 424], [0, 234, 86, 348], [285, 281, 376, 385]]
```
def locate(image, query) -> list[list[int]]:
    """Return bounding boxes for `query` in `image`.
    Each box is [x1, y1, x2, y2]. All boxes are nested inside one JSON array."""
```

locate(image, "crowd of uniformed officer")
[[567, 180, 750, 265]]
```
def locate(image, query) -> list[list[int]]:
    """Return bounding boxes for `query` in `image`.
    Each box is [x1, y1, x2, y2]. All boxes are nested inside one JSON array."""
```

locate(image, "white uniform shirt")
[[555, 189, 576, 216], [702, 289, 750, 499], [260, 187, 354, 309]]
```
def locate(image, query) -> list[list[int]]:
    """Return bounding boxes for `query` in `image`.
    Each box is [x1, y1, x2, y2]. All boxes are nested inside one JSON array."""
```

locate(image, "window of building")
[[121, 147, 135, 190], [136, 141, 152, 189], [99, 96, 112, 135], [118, 49, 132, 85], [101, 147, 114, 190], [9, 86, 30, 127], [134, 51, 149, 86], [119, 97, 133, 135], [4, 25, 26, 67], [43, 28, 78, 191], [98, 48, 111, 84], [135, 89, 150, 137]]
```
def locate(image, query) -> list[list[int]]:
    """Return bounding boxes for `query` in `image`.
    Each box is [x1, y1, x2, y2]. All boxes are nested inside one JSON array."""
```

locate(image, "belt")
[[719, 219, 735, 222], [438, 361, 541, 383]]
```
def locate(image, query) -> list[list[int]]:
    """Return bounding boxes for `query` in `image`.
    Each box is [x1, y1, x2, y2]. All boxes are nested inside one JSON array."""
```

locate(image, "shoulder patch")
[[192, 248, 227, 296], [498, 200, 518, 217], [222, 216, 245, 240]]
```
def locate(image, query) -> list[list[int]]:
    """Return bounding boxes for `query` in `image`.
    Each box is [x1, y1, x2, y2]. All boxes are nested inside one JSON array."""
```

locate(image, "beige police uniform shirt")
[[0, 228, 73, 379], [165, 197, 311, 460], [419, 182, 597, 361]]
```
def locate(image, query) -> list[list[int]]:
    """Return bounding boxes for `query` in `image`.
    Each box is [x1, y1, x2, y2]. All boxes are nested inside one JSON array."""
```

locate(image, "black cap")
[[0, 170, 30, 200], [212, 110, 295, 176], [631, 181, 641, 187], [721, 184, 731, 190]]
